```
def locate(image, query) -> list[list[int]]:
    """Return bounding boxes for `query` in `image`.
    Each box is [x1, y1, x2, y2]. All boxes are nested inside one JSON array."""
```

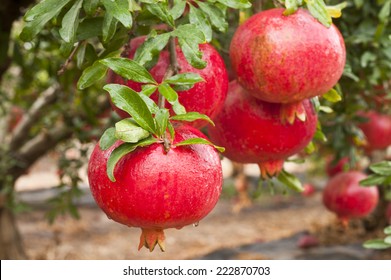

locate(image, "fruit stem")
[[258, 159, 284, 179], [138, 228, 166, 252]]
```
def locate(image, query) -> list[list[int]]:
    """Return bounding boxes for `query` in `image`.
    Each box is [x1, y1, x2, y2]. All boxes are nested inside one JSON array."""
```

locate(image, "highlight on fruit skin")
[[87, 125, 223, 252], [208, 80, 318, 179], [322, 171, 379, 225], [358, 111, 391, 151]]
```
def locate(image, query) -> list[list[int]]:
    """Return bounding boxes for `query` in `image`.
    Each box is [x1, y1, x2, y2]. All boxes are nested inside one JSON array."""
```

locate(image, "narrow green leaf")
[[115, 119, 150, 143], [323, 88, 342, 103], [107, 137, 158, 182], [304, 141, 315, 154], [101, 0, 133, 29], [369, 161, 391, 176], [277, 170, 304, 192], [141, 84, 158, 97], [103, 11, 119, 43], [363, 239, 391, 249], [165, 73, 204, 86], [76, 17, 103, 41], [139, 93, 159, 114], [197, 1, 228, 32], [319, 106, 333, 113], [173, 24, 206, 69], [83, 0, 100, 15], [189, 5, 213, 42], [20, 0, 72, 41], [216, 0, 251, 9], [384, 226, 391, 235], [167, 122, 175, 141], [59, 0, 83, 43], [385, 236, 391, 245], [379, 0, 391, 23], [305, 0, 332, 27], [155, 109, 170, 137], [172, 101, 187, 115], [170, 0, 187, 20], [158, 83, 179, 103], [171, 112, 214, 126], [100, 57, 156, 84], [146, 2, 175, 27], [176, 137, 225, 152], [360, 174, 386, 186], [107, 143, 137, 182], [134, 32, 171, 67], [76, 42, 87, 69], [99, 127, 117, 150], [284, 0, 300, 15], [77, 61, 108, 90], [103, 84, 157, 133]]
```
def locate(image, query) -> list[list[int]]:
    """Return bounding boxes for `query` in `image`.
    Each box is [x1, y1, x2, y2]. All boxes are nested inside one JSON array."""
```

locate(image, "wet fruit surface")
[[230, 8, 346, 103], [88, 125, 222, 251]]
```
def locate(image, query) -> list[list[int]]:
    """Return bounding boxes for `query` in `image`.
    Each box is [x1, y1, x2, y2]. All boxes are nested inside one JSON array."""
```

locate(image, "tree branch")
[[9, 84, 60, 150]]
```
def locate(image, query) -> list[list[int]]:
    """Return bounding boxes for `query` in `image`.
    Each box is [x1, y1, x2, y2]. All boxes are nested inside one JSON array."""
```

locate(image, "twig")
[[57, 42, 82, 76], [9, 83, 60, 150]]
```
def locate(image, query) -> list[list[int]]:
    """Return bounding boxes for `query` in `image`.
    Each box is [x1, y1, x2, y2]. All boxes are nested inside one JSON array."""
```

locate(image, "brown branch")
[[9, 84, 60, 150], [57, 42, 82, 76]]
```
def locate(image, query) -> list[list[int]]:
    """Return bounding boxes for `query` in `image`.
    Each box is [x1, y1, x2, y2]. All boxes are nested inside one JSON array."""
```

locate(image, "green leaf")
[[170, 0, 187, 20], [20, 0, 72, 41], [379, 0, 391, 23], [189, 4, 213, 42], [277, 170, 304, 192], [369, 161, 391, 176], [305, 0, 332, 27], [139, 90, 159, 114], [172, 101, 187, 115], [83, 0, 100, 15], [171, 112, 214, 126], [104, 84, 157, 133], [77, 61, 108, 90], [304, 141, 315, 154], [99, 127, 117, 150], [176, 137, 225, 152], [363, 239, 391, 249], [115, 119, 151, 143], [146, 2, 175, 27], [155, 109, 170, 137], [384, 226, 391, 235], [134, 32, 171, 67], [197, 1, 228, 32], [319, 106, 333, 113], [76, 42, 87, 69], [323, 88, 342, 102], [167, 122, 175, 141], [59, 0, 83, 43], [103, 11, 119, 43], [158, 83, 179, 103], [284, 0, 301, 15], [216, 0, 252, 9], [385, 236, 391, 245], [360, 174, 386, 186], [140, 84, 158, 97], [100, 57, 156, 84], [101, 0, 133, 29], [173, 24, 206, 69], [76, 17, 103, 41], [165, 73, 204, 86], [107, 137, 158, 182]]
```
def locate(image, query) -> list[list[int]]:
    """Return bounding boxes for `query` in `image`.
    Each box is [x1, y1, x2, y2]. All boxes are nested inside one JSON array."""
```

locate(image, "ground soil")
[[15, 190, 391, 260]]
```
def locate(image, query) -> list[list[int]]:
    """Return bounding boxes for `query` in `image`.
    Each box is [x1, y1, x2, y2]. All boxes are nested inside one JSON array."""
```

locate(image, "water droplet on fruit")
[[193, 222, 199, 227]]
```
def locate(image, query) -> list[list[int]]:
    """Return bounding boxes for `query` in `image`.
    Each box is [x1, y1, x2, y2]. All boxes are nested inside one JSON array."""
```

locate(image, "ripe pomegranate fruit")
[[208, 80, 317, 178], [230, 8, 346, 104], [88, 125, 222, 251], [326, 156, 350, 177], [109, 36, 228, 128], [358, 111, 391, 151], [302, 183, 316, 197], [322, 171, 379, 224]]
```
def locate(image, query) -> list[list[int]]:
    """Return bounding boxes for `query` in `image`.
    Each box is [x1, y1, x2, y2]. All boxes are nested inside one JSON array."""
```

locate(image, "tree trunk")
[[0, 206, 27, 259]]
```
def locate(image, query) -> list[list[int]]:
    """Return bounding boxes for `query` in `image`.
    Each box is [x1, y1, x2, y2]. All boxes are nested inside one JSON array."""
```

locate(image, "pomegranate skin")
[[322, 171, 379, 221], [230, 8, 346, 103], [110, 37, 228, 128], [88, 125, 222, 251], [208, 80, 317, 164], [359, 111, 391, 150]]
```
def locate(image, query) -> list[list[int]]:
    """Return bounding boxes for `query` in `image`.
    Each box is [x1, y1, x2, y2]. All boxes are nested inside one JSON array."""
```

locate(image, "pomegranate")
[[208, 80, 317, 178], [322, 171, 379, 224], [358, 111, 391, 151], [230, 8, 346, 104], [326, 156, 350, 177], [88, 125, 222, 251], [109, 36, 228, 128], [302, 183, 316, 197]]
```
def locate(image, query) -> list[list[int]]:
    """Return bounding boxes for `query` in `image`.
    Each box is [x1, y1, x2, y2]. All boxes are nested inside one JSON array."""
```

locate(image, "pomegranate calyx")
[[280, 102, 307, 124], [138, 228, 166, 252], [258, 159, 284, 179]]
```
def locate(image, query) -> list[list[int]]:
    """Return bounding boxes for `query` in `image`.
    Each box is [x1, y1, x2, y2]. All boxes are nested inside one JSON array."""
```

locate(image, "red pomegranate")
[[326, 156, 350, 177], [88, 125, 222, 252], [208, 80, 317, 178], [302, 183, 316, 197], [109, 36, 228, 128], [322, 171, 379, 224], [358, 111, 391, 151], [230, 8, 346, 104]]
